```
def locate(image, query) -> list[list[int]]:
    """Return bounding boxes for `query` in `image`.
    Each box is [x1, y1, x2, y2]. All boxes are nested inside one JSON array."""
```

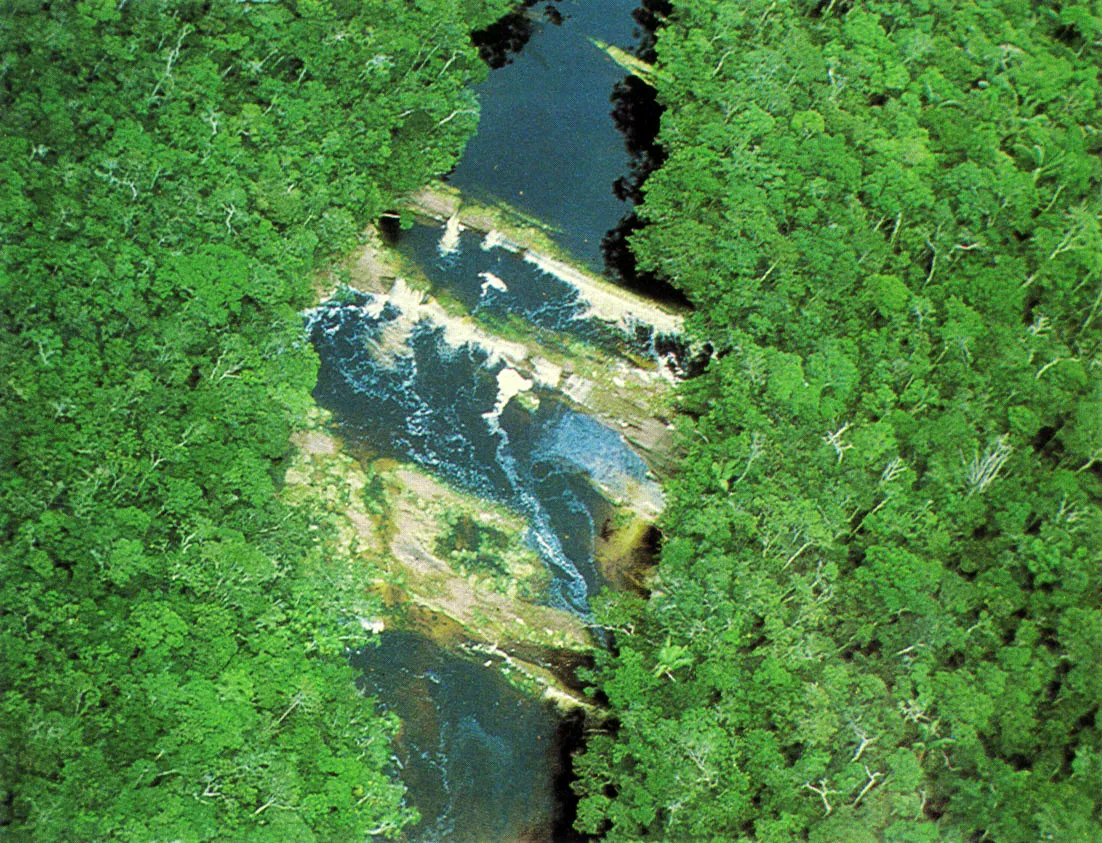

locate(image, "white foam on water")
[[438, 213, 463, 257], [522, 250, 683, 336], [483, 367, 534, 422], [480, 230, 510, 252], [360, 278, 529, 367], [482, 411, 591, 616], [536, 410, 666, 520], [478, 271, 508, 296]]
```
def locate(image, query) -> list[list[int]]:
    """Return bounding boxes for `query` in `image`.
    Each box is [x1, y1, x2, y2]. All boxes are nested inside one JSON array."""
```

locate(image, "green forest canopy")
[[574, 0, 1101, 841], [0, 0, 510, 838], [2, 0, 1100, 841]]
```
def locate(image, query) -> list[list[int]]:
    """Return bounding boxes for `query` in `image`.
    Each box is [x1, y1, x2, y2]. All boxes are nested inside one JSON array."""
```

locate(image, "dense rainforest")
[[0, 0, 512, 838], [574, 0, 1102, 841], [3, 0, 1100, 841]]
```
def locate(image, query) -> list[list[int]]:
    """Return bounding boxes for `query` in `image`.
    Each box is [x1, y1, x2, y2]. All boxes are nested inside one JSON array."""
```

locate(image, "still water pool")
[[451, 0, 641, 268], [352, 632, 566, 843]]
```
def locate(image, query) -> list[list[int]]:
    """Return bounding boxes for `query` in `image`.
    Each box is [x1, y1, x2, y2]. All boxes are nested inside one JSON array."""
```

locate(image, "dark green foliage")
[[435, 512, 512, 576], [0, 0, 510, 837], [575, 1, 1101, 840]]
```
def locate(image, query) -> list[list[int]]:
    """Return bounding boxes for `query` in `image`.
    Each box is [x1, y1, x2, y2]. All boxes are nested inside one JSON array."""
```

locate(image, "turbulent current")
[[307, 268, 659, 616]]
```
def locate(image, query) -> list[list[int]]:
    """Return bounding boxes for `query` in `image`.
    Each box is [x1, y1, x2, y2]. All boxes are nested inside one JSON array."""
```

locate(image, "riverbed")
[[309, 2, 661, 839]]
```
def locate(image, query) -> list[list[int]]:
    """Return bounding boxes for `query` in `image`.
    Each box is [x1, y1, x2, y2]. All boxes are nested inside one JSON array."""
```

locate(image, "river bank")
[[283, 405, 601, 706]]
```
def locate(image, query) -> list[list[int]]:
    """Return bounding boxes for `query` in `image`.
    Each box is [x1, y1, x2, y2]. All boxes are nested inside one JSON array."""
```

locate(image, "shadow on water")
[[600, 0, 692, 309], [472, 1, 564, 70]]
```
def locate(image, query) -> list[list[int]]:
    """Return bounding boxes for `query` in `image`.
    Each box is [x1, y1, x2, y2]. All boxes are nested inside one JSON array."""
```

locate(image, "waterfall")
[[481, 408, 592, 616], [310, 289, 597, 616]]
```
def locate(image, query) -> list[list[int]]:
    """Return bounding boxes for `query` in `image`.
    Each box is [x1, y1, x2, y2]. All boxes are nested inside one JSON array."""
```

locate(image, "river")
[[309, 2, 656, 840], [452, 0, 641, 269]]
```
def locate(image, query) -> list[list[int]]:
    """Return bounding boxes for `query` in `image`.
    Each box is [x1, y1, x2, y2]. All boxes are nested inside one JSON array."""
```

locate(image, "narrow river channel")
[[309, 2, 658, 839]]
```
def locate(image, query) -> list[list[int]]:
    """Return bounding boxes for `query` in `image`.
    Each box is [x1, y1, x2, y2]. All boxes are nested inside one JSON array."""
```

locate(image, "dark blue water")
[[451, 0, 640, 268], [308, 293, 652, 615], [396, 223, 663, 358], [311, 2, 661, 837], [353, 632, 560, 843]]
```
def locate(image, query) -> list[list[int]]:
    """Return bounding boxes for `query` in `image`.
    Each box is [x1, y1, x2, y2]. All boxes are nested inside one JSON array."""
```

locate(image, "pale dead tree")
[[685, 744, 718, 787], [33, 335, 57, 365], [781, 539, 813, 571], [360, 53, 393, 80], [203, 108, 221, 136], [922, 238, 939, 287], [899, 698, 932, 725], [1080, 281, 1102, 334], [916, 789, 929, 819], [711, 48, 734, 78], [805, 779, 838, 815], [759, 519, 784, 558], [1023, 314, 1055, 366], [175, 423, 199, 449], [364, 820, 403, 835], [1027, 313, 1053, 337], [1047, 204, 1094, 263], [889, 211, 904, 247], [1022, 204, 1096, 289], [437, 108, 476, 127], [851, 765, 883, 807], [209, 349, 244, 382], [245, 49, 279, 76], [1035, 356, 1078, 380], [895, 641, 928, 658], [437, 50, 462, 78], [851, 723, 879, 762], [733, 432, 766, 485], [808, 559, 834, 603], [879, 456, 906, 488], [742, 348, 768, 386], [1077, 447, 1102, 474], [178, 530, 199, 554], [196, 772, 226, 803], [912, 297, 935, 326], [150, 24, 193, 101], [95, 163, 139, 200], [253, 797, 290, 816], [964, 435, 1012, 496], [274, 691, 309, 728], [663, 791, 687, 828], [850, 496, 888, 536], [223, 203, 237, 236], [823, 422, 854, 463]]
